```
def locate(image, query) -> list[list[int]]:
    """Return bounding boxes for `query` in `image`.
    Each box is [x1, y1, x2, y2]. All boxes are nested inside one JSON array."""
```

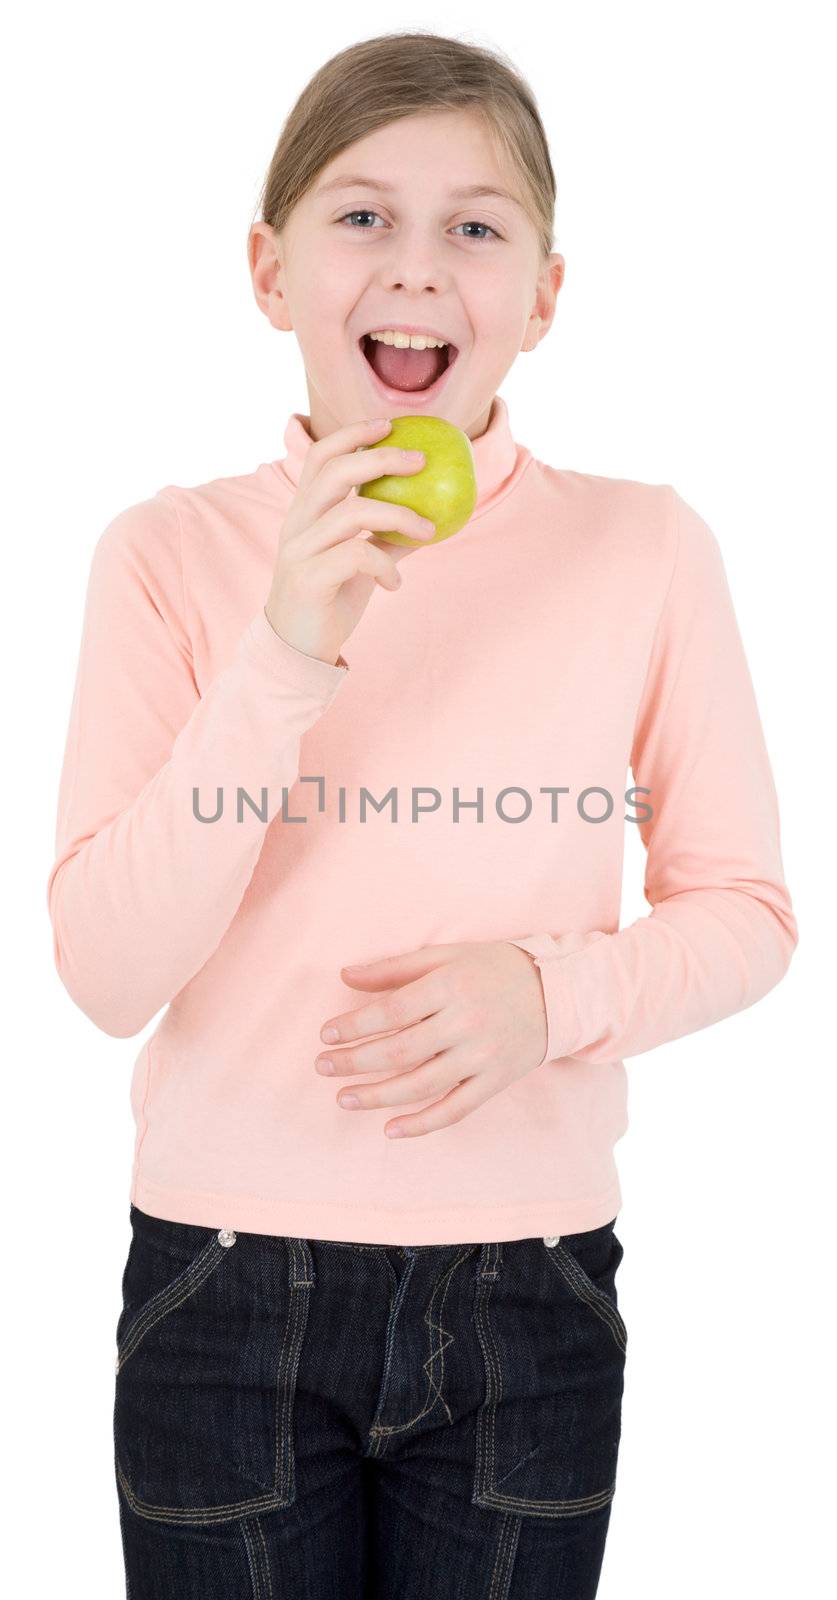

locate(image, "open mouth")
[[358, 333, 459, 403]]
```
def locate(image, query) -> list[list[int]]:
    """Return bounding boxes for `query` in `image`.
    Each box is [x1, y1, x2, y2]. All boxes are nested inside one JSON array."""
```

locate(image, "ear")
[[522, 252, 565, 352], [247, 221, 294, 334]]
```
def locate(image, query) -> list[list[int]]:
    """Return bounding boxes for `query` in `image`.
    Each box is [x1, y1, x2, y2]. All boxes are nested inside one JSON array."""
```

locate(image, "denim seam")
[[115, 1458, 291, 1525], [472, 1243, 618, 1518], [366, 1254, 416, 1454], [543, 1240, 627, 1353], [420, 1248, 471, 1424], [116, 1235, 229, 1371], [477, 1481, 617, 1518], [241, 1517, 273, 1599], [253, 1518, 272, 1596], [275, 1238, 314, 1500], [488, 1513, 521, 1600], [115, 1234, 314, 1524], [368, 1246, 476, 1438], [241, 1522, 260, 1599]]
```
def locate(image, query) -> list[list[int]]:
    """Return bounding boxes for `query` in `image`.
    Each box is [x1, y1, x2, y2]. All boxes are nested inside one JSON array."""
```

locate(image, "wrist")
[[262, 604, 346, 670]]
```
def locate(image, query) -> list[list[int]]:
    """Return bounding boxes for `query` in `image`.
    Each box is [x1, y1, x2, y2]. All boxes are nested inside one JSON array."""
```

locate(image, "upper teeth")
[[367, 330, 448, 350]]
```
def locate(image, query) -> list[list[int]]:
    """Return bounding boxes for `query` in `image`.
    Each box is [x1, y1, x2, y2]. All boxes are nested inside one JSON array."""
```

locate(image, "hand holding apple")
[[358, 415, 478, 546], [264, 417, 436, 666]]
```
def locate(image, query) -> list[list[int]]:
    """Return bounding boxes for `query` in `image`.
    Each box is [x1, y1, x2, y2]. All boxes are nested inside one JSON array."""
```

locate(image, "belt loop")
[[477, 1241, 502, 1280], [288, 1237, 316, 1287]]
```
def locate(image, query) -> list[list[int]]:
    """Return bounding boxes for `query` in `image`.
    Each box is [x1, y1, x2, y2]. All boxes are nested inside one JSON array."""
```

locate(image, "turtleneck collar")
[[270, 393, 530, 524]]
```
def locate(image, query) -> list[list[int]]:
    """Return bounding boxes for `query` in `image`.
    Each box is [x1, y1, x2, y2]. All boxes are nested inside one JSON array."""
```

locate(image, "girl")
[[47, 30, 798, 1599]]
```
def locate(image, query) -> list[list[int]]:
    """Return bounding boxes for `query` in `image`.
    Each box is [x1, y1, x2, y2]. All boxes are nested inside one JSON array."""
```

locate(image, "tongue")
[[366, 338, 447, 392]]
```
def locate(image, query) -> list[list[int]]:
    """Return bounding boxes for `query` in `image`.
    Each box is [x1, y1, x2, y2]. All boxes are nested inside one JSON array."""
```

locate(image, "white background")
[[6, 1, 834, 1593]]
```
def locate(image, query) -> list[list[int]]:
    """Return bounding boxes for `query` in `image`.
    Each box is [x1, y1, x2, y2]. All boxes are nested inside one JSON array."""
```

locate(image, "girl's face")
[[250, 110, 564, 442]]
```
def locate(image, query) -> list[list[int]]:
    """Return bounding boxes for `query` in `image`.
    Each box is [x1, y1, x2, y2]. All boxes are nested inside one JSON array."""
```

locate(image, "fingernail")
[[317, 1058, 335, 1073], [340, 1093, 360, 1108], [386, 1124, 405, 1138], [321, 1026, 339, 1043], [403, 450, 425, 459]]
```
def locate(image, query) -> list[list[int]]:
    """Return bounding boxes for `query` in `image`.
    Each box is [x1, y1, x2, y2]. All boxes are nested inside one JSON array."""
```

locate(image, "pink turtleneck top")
[[46, 395, 798, 1243]]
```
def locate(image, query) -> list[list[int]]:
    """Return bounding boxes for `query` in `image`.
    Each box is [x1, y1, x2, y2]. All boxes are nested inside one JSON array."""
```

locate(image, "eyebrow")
[[314, 174, 522, 208]]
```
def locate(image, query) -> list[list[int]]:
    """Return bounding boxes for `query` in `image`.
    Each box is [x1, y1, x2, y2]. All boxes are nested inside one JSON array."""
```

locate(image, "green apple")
[[358, 415, 477, 546]]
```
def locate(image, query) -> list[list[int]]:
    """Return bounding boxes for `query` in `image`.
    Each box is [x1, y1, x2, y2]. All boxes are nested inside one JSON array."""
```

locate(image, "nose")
[[377, 223, 451, 296]]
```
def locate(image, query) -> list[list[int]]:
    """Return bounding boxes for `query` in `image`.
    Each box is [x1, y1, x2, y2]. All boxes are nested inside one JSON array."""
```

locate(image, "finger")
[[321, 972, 443, 1045], [301, 443, 429, 523], [309, 536, 403, 595], [336, 1051, 466, 1112], [291, 494, 436, 561], [340, 945, 463, 988], [316, 1013, 448, 1079], [367, 534, 423, 569], [298, 417, 393, 498], [384, 1074, 492, 1138]]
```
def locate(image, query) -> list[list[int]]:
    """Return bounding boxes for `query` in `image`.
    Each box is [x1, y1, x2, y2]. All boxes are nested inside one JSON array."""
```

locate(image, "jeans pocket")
[[115, 1222, 234, 1373], [113, 1208, 316, 1526], [542, 1224, 628, 1355], [471, 1227, 627, 1520]]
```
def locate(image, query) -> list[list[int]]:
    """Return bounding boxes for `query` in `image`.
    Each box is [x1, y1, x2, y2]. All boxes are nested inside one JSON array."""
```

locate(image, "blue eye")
[[339, 209, 384, 229], [337, 210, 499, 241], [452, 221, 498, 241]]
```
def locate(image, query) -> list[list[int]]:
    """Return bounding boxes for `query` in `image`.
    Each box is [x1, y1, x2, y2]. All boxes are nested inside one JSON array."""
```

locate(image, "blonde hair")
[[254, 31, 556, 261]]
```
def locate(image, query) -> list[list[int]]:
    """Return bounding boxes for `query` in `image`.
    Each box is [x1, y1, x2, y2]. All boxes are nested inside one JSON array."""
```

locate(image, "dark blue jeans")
[[113, 1203, 627, 1598]]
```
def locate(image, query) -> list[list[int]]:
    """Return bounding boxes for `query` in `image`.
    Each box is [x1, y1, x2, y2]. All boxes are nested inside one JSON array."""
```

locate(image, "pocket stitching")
[[116, 1456, 290, 1526], [543, 1239, 627, 1353], [116, 1234, 231, 1371], [115, 1233, 315, 1525], [471, 1250, 617, 1519]]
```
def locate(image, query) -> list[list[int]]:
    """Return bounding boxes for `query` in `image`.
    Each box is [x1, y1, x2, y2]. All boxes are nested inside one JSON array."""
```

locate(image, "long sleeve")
[[46, 492, 349, 1038], [508, 486, 799, 1068]]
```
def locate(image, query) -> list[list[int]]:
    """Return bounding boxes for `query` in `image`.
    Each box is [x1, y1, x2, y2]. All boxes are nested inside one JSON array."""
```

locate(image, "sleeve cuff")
[[506, 931, 610, 1066], [238, 606, 350, 695]]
